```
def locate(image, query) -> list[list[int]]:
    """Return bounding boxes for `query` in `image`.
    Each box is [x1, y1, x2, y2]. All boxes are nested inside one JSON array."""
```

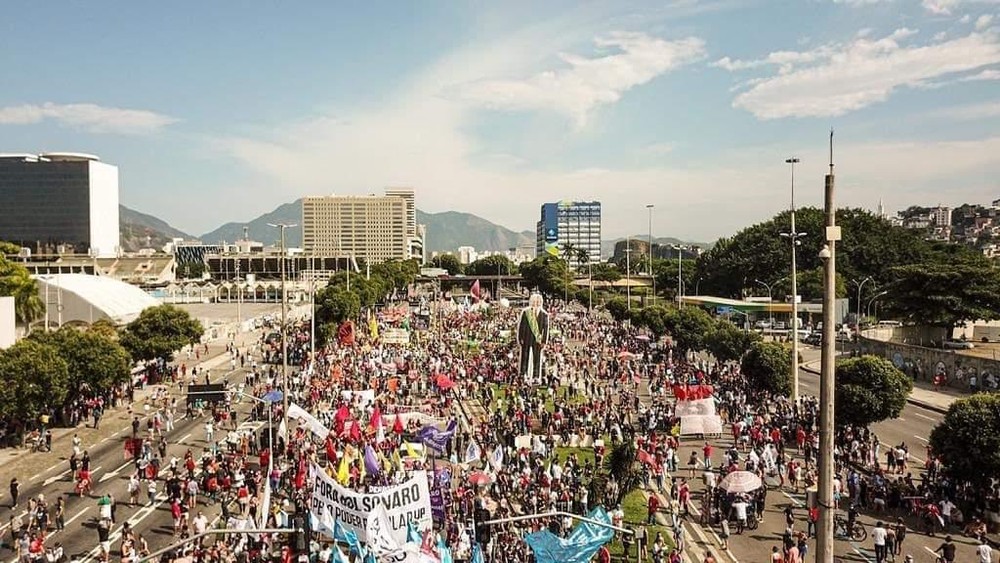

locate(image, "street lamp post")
[[754, 279, 775, 328], [625, 239, 632, 311], [851, 276, 874, 326], [268, 222, 296, 435], [781, 156, 805, 403], [676, 245, 683, 308], [867, 290, 888, 320], [647, 204, 655, 306]]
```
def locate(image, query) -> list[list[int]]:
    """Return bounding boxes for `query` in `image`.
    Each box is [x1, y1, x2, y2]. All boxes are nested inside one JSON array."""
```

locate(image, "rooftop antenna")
[[243, 225, 249, 241], [828, 128, 834, 175]]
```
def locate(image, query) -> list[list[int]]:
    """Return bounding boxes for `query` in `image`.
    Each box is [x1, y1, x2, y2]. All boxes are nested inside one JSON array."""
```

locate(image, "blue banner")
[[523, 508, 615, 563], [417, 419, 458, 453]]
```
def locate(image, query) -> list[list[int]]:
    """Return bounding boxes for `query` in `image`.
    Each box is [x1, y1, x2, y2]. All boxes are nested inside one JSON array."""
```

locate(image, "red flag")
[[349, 420, 362, 443], [338, 320, 355, 347], [325, 436, 337, 463], [335, 405, 350, 423], [470, 279, 481, 302], [294, 457, 307, 489], [368, 408, 382, 433], [393, 414, 404, 435]]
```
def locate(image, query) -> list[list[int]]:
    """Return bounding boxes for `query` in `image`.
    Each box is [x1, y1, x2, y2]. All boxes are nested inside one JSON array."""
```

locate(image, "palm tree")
[[0, 267, 44, 328]]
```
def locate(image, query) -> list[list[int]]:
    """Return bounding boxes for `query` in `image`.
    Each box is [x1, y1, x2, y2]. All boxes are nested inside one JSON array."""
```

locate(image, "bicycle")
[[834, 514, 868, 542]]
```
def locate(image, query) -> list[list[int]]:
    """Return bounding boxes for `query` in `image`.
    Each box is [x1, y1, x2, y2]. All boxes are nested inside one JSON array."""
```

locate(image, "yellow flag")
[[336, 456, 350, 485], [368, 311, 379, 340], [393, 447, 403, 470], [404, 442, 419, 459]]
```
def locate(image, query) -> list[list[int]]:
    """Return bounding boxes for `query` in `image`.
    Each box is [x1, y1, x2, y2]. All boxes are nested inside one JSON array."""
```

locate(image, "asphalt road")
[[719, 346, 980, 563], [0, 339, 263, 562]]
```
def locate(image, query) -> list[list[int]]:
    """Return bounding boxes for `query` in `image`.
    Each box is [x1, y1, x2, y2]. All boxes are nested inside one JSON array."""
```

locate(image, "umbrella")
[[719, 471, 763, 494], [263, 390, 283, 403], [468, 471, 494, 487]]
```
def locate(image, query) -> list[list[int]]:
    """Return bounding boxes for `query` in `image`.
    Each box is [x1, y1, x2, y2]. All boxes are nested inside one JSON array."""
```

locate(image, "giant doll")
[[516, 293, 549, 379]]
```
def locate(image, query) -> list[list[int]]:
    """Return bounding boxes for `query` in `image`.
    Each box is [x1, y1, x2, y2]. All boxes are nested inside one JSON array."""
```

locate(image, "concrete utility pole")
[[785, 156, 802, 403], [268, 222, 297, 434], [625, 239, 632, 311], [818, 130, 840, 563], [647, 204, 655, 305]]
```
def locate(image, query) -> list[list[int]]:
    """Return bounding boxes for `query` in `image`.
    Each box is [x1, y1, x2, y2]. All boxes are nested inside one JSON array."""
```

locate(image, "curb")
[[799, 364, 950, 415]]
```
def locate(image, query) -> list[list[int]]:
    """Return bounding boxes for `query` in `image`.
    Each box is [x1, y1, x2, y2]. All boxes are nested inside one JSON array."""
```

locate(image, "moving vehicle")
[[943, 340, 974, 350]]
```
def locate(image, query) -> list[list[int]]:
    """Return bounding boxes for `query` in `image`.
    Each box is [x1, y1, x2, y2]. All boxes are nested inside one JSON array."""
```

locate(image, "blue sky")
[[2, 0, 998, 241]]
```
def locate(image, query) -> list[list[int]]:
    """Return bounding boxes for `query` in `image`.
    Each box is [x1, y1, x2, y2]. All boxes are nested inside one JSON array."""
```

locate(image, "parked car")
[[755, 320, 772, 330], [774, 321, 787, 330], [805, 333, 822, 346], [943, 340, 975, 350]]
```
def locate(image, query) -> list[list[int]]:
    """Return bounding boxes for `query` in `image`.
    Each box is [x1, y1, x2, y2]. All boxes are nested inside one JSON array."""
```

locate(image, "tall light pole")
[[818, 130, 840, 563], [851, 276, 874, 326], [624, 239, 632, 311], [646, 204, 655, 306], [268, 222, 296, 434], [676, 245, 683, 308], [867, 290, 888, 320], [781, 156, 805, 403], [754, 279, 775, 328]]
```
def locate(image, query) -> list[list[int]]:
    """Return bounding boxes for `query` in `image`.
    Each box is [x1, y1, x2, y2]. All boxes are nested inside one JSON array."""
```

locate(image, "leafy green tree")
[[0, 339, 69, 423], [768, 267, 847, 301], [604, 432, 641, 505], [88, 319, 120, 340], [313, 287, 361, 345], [120, 305, 204, 362], [430, 254, 463, 275], [604, 297, 631, 322], [518, 255, 569, 298], [370, 259, 420, 292], [705, 320, 762, 363], [930, 394, 1000, 488], [0, 244, 44, 326], [835, 355, 912, 428], [652, 258, 697, 299], [30, 327, 131, 399], [633, 306, 677, 339], [465, 255, 515, 276], [589, 263, 622, 283], [671, 306, 715, 353], [741, 341, 792, 395], [881, 262, 1000, 334]]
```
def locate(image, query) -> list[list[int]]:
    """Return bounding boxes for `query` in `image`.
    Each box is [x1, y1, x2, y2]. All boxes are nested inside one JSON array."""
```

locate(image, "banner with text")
[[310, 463, 432, 545]]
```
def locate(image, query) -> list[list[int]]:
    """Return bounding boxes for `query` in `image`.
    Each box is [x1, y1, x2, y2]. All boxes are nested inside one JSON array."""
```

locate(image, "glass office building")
[[0, 153, 120, 258], [535, 200, 601, 267]]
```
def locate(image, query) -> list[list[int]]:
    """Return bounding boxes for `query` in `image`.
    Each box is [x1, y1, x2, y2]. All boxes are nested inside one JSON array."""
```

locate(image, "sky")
[[1, 0, 998, 242]]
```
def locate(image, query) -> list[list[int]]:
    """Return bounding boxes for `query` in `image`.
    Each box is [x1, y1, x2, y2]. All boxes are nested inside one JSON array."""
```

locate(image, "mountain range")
[[118, 200, 705, 255]]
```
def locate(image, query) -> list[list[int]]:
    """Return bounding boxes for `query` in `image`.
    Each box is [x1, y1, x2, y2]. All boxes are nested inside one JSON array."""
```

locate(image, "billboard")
[[542, 203, 559, 242]]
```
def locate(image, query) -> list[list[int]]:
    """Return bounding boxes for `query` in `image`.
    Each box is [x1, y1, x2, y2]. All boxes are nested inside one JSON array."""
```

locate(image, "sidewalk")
[[0, 327, 259, 483], [801, 360, 956, 414]]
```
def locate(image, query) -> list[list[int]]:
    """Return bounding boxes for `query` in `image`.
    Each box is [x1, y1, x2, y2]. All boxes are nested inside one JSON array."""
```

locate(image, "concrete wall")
[[857, 335, 1000, 391], [0, 297, 13, 350]]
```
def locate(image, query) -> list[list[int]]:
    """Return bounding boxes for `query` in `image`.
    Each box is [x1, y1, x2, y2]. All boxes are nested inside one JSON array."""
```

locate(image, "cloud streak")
[[455, 31, 705, 127], [0, 102, 177, 134], [719, 29, 1000, 119]]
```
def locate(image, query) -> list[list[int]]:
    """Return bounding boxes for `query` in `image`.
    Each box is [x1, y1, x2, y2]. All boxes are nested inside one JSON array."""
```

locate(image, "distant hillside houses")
[[889, 199, 1000, 258]]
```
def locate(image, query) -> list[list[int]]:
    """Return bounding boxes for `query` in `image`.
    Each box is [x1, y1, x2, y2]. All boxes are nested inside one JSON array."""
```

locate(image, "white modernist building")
[[0, 153, 120, 258]]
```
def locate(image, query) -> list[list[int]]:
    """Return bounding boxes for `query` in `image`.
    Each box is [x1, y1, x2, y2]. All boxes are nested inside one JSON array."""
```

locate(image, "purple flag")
[[363, 445, 381, 477], [417, 419, 458, 453]]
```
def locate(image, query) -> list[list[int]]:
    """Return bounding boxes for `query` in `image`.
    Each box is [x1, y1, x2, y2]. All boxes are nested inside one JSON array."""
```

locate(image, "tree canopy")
[[0, 339, 70, 422], [880, 261, 1000, 331], [518, 255, 569, 298], [589, 263, 622, 283], [834, 355, 912, 428], [604, 297, 631, 322], [120, 304, 204, 362], [0, 241, 44, 326], [705, 320, 762, 363], [693, 207, 981, 312], [670, 306, 715, 353], [741, 341, 792, 396], [430, 254, 463, 275], [465, 255, 515, 277], [29, 327, 131, 399], [930, 394, 1000, 488], [632, 306, 676, 339]]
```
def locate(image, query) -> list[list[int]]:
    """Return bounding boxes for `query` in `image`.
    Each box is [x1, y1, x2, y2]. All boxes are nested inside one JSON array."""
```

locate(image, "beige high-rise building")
[[302, 189, 423, 264]]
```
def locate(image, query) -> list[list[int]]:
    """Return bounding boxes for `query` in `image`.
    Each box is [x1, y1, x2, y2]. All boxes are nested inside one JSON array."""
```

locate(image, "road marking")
[[99, 460, 134, 483], [896, 417, 906, 422], [925, 546, 940, 558], [43, 468, 71, 486], [65, 506, 90, 526], [0, 510, 27, 531], [850, 542, 875, 562], [178, 432, 193, 443], [914, 411, 937, 421], [913, 435, 929, 443], [782, 491, 804, 507]]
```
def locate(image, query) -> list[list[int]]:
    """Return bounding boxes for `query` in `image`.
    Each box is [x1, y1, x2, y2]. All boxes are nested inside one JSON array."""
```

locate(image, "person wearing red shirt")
[[597, 544, 611, 563], [703, 442, 714, 469], [647, 494, 660, 524]]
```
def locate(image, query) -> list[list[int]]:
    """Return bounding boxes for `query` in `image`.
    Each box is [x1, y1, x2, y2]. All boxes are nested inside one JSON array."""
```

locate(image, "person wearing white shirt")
[[977, 536, 993, 563], [871, 521, 888, 563]]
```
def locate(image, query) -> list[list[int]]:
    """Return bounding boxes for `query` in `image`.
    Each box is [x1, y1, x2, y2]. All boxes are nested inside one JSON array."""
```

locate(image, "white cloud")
[[0, 102, 177, 134], [961, 68, 1000, 79], [976, 13, 995, 29], [924, 0, 1000, 15], [721, 29, 1000, 119], [833, 0, 893, 5], [932, 100, 1000, 118], [455, 32, 705, 127]]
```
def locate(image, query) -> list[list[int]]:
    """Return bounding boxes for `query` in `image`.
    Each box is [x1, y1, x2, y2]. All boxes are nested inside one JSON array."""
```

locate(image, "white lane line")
[[178, 432, 193, 443], [43, 468, 71, 487], [914, 435, 929, 443], [782, 491, 804, 507], [851, 542, 875, 563], [65, 506, 90, 526], [896, 417, 907, 422], [914, 411, 937, 421], [99, 460, 133, 483], [0, 510, 27, 532]]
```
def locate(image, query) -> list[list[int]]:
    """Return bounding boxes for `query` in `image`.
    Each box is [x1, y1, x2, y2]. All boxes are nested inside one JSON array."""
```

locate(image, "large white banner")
[[382, 328, 410, 345], [341, 389, 377, 410], [674, 398, 716, 417], [310, 463, 432, 545], [288, 403, 330, 439], [679, 415, 724, 436]]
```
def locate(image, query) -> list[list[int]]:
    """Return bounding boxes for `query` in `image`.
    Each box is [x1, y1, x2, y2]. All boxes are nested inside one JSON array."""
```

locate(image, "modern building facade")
[[302, 189, 424, 264], [0, 153, 120, 258], [535, 201, 601, 267]]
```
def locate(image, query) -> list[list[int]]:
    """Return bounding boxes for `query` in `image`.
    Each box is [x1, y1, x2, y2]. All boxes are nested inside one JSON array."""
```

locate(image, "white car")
[[943, 340, 975, 350]]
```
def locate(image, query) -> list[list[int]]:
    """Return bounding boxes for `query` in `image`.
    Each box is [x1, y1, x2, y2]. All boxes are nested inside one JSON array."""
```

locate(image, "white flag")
[[489, 446, 504, 470], [277, 419, 288, 441], [376, 418, 386, 445], [464, 442, 481, 464], [365, 504, 399, 557]]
